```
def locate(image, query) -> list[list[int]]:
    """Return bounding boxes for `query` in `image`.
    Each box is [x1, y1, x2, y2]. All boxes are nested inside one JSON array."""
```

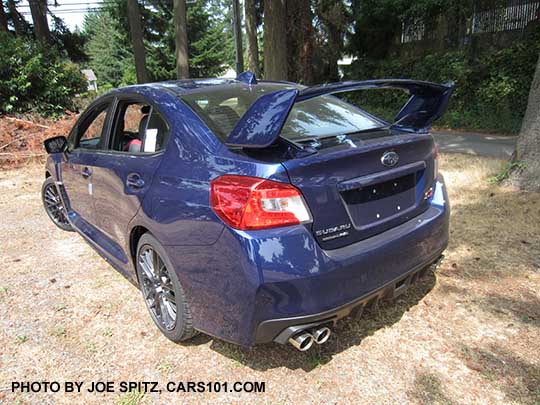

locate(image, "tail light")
[[210, 175, 312, 230]]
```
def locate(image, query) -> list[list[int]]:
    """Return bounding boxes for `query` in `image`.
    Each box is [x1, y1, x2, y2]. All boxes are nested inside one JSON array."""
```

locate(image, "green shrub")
[[343, 34, 540, 134], [0, 33, 87, 116]]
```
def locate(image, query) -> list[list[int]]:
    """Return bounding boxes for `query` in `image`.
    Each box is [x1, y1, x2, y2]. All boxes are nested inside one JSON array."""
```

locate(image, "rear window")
[[180, 84, 381, 143], [281, 96, 380, 141]]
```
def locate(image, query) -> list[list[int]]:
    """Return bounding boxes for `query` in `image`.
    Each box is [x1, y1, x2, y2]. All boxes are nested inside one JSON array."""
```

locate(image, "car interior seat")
[[206, 105, 239, 131], [125, 106, 151, 153]]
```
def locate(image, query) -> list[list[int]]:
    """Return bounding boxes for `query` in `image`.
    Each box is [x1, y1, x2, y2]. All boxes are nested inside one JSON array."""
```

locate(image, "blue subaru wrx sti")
[[42, 72, 452, 351]]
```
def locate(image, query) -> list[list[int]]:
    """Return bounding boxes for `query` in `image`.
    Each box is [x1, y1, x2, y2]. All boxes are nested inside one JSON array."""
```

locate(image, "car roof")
[[114, 78, 303, 97]]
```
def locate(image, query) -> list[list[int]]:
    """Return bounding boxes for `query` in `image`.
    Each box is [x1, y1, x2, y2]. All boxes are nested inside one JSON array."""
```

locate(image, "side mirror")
[[44, 136, 67, 154]]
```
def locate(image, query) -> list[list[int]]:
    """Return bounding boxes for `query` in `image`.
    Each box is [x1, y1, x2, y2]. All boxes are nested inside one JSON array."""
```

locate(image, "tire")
[[41, 177, 73, 232], [136, 233, 198, 342]]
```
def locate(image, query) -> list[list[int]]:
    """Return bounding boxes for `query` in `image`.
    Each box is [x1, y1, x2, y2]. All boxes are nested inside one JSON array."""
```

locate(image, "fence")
[[472, 0, 539, 33], [401, 0, 539, 43]]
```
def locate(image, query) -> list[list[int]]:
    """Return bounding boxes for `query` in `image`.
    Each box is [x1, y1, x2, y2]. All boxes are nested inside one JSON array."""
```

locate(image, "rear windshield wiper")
[[288, 112, 432, 149], [292, 133, 348, 144]]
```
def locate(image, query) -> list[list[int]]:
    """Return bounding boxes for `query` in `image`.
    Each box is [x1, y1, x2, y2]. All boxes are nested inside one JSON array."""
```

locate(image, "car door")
[[61, 100, 113, 227], [90, 96, 169, 265]]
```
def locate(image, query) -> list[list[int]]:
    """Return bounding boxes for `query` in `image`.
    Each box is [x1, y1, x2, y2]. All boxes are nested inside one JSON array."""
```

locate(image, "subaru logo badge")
[[381, 151, 399, 167]]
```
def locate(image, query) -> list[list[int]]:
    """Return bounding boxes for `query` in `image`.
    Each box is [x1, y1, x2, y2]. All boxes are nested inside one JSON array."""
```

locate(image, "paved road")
[[432, 131, 517, 159]]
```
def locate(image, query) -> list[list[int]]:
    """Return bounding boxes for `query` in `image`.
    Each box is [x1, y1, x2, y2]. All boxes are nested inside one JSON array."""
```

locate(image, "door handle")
[[126, 173, 145, 189], [82, 167, 92, 178]]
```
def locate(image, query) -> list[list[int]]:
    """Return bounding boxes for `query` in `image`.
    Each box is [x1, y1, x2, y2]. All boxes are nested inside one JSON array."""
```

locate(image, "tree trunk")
[[7, 0, 25, 36], [173, 0, 189, 79], [127, 0, 149, 83], [263, 0, 287, 80], [0, 1, 8, 32], [317, 0, 348, 82], [286, 0, 314, 84], [29, 0, 50, 43], [232, 0, 244, 74], [326, 26, 341, 82], [509, 53, 540, 191], [244, 0, 260, 77]]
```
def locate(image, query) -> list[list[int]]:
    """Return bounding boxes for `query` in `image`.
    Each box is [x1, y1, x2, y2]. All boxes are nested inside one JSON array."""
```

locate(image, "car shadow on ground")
[[185, 271, 437, 372]]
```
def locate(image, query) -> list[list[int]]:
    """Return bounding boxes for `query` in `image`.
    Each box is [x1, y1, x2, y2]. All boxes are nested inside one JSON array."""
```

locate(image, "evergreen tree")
[[263, 0, 287, 80], [96, 0, 234, 82], [0, 1, 8, 32], [244, 0, 260, 76], [28, 0, 50, 44], [315, 0, 350, 82], [188, 0, 234, 77], [83, 10, 133, 87], [50, 15, 88, 63], [174, 0, 189, 79], [127, 0, 149, 83], [7, 0, 26, 36]]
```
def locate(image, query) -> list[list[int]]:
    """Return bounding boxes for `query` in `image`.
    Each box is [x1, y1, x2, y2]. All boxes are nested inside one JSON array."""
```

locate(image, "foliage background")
[[1, 0, 539, 135], [342, 31, 540, 133], [83, 0, 235, 88], [0, 33, 86, 116]]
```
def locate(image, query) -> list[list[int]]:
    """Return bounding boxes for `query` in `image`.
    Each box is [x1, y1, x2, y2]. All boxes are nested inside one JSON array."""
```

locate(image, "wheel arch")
[[129, 225, 151, 280]]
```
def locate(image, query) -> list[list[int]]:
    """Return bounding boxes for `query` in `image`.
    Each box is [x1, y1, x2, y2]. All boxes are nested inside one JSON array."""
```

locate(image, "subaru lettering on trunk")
[[315, 223, 352, 241], [42, 72, 453, 351]]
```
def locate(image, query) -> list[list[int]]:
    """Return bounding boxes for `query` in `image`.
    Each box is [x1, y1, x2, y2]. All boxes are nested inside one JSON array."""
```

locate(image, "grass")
[[14, 335, 28, 345], [0, 155, 538, 404], [84, 341, 98, 353], [156, 360, 174, 374], [488, 161, 527, 184], [116, 390, 144, 405], [102, 327, 114, 337], [51, 325, 67, 338], [306, 350, 328, 370], [409, 373, 456, 405]]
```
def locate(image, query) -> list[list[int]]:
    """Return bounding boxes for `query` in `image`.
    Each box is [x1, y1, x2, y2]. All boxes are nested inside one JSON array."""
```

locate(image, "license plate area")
[[341, 172, 417, 228]]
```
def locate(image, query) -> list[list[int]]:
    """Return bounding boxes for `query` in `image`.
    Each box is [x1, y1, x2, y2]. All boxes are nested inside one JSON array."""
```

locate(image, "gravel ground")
[[0, 154, 539, 404]]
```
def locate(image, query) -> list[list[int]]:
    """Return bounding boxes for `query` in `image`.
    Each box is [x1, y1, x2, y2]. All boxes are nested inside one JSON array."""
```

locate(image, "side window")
[[74, 104, 110, 150], [110, 101, 169, 153], [144, 108, 169, 153]]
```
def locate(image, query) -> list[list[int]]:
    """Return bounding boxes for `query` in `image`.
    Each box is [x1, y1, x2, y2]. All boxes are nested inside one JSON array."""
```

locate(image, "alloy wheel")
[[43, 183, 70, 228], [139, 246, 177, 331]]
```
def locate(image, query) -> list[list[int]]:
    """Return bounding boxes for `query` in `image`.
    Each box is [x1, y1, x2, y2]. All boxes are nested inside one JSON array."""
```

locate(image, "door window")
[[72, 103, 110, 150], [109, 101, 170, 153]]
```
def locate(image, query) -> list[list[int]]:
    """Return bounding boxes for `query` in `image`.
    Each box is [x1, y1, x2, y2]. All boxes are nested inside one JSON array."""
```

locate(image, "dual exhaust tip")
[[288, 326, 331, 351]]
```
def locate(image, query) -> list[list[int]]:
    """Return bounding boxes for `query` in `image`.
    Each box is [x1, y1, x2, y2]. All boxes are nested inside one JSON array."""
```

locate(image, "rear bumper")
[[257, 253, 444, 344], [166, 176, 449, 346]]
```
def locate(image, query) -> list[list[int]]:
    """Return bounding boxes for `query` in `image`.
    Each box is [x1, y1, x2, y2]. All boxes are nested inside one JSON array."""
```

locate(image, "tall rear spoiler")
[[226, 77, 454, 148]]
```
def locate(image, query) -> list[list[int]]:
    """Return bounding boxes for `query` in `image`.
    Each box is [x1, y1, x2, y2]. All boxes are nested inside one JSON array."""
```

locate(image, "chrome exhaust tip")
[[311, 326, 331, 344], [288, 332, 314, 351]]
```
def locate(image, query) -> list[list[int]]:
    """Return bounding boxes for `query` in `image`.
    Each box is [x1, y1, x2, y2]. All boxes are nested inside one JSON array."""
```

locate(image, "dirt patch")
[[0, 154, 539, 404], [0, 114, 77, 168]]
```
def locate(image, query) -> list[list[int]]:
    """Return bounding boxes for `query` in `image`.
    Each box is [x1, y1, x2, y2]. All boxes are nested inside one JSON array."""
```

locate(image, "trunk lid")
[[222, 77, 451, 249], [282, 129, 437, 250]]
